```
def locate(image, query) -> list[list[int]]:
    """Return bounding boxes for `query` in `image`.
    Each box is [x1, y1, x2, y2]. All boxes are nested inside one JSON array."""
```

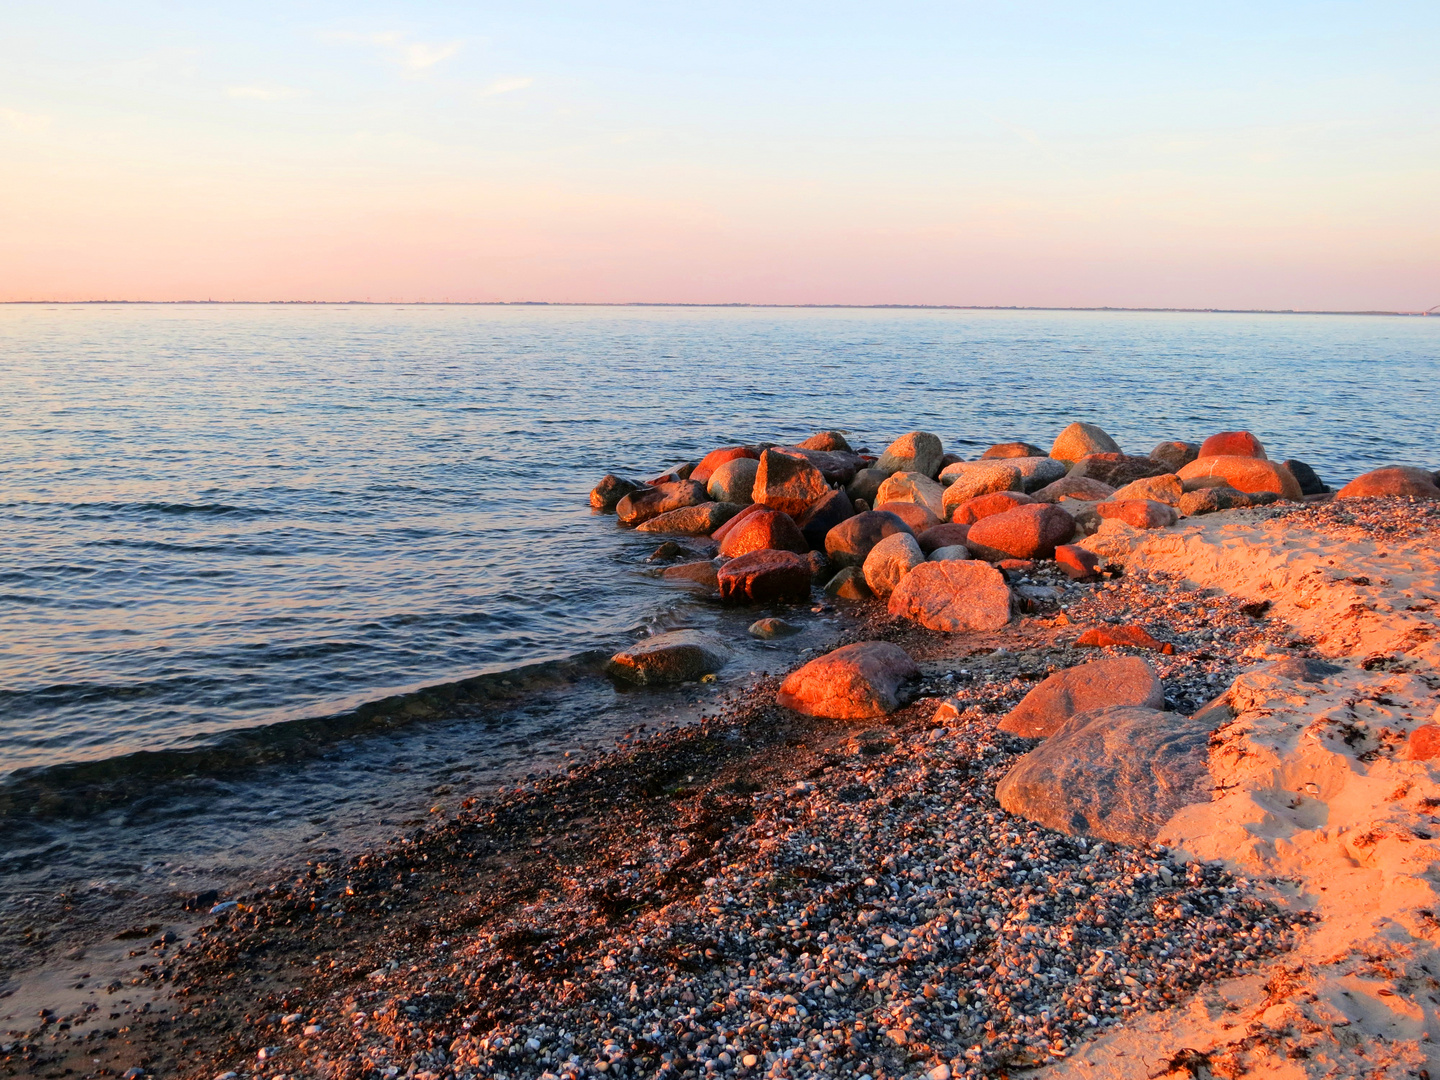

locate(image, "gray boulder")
[[875, 431, 944, 479], [606, 630, 732, 685]]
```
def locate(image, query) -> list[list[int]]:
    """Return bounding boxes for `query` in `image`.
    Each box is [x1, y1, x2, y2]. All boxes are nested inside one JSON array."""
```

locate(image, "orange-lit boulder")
[[824, 511, 914, 569], [1199, 431, 1266, 459], [887, 560, 1012, 632], [718, 508, 808, 558], [1336, 466, 1440, 500], [1095, 499, 1178, 530], [691, 446, 758, 483], [982, 441, 1047, 459], [616, 480, 709, 527], [777, 641, 919, 719], [964, 504, 1075, 561], [752, 449, 829, 517], [873, 500, 941, 535], [874, 471, 946, 520], [950, 490, 1034, 525], [1177, 456, 1303, 501], [1050, 422, 1121, 463]]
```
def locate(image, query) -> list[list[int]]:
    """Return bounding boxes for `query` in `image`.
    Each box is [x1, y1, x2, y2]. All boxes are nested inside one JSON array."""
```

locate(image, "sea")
[[1, 303, 1436, 932]]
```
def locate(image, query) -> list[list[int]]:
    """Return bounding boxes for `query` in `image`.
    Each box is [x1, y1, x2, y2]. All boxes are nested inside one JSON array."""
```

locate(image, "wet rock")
[[797, 431, 853, 453], [1076, 624, 1167, 651], [718, 508, 809, 558], [1177, 456, 1303, 500], [916, 521, 971, 554], [1110, 473, 1183, 505], [776, 641, 920, 719], [888, 559, 1011, 631], [995, 705, 1214, 845], [875, 431, 944, 479], [717, 549, 812, 604], [998, 657, 1166, 738], [845, 467, 890, 507], [1050, 422, 1121, 463], [964, 503, 1076, 561], [862, 531, 925, 598], [1336, 466, 1440, 500], [691, 446, 759, 483], [804, 549, 832, 585], [1031, 475, 1117, 504], [872, 500, 941, 535], [1150, 440, 1200, 472], [949, 490, 1033, 525], [707, 457, 761, 504], [823, 566, 870, 600], [606, 630, 732, 685], [874, 471, 946, 519], [1281, 458, 1328, 496], [981, 441, 1047, 459], [616, 480, 709, 527], [711, 501, 765, 542], [647, 540, 684, 561], [637, 502, 745, 535], [1199, 431, 1267, 459], [1054, 544, 1101, 580], [927, 544, 971, 561], [795, 486, 855, 550], [748, 617, 801, 639], [753, 449, 830, 516], [590, 474, 644, 512], [1067, 453, 1170, 488], [1095, 498, 1178, 530], [824, 510, 913, 569], [660, 561, 720, 589]]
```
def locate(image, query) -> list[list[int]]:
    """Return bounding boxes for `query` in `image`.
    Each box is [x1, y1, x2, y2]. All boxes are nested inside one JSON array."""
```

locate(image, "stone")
[[964, 503, 1075, 561], [1406, 725, 1440, 761], [717, 549, 812, 604], [1050, 422, 1121, 463], [1000, 456, 1068, 493], [748, 617, 800, 639], [718, 508, 808, 558], [995, 706, 1213, 845], [1281, 459, 1327, 496], [1031, 475, 1117, 504], [590, 474, 643, 512], [1076, 624, 1167, 651], [823, 566, 870, 600], [711, 501, 765, 542], [798, 431, 853, 452], [1059, 499, 1103, 536], [691, 446, 758, 483], [1199, 431, 1267, 459], [1095, 498, 1178, 530], [1067, 453, 1170, 488], [706, 457, 760, 504], [1150, 441, 1200, 472], [795, 486, 855, 550], [862, 531, 925, 599], [752, 448, 830, 516], [916, 522, 972, 554], [998, 657, 1166, 738], [1336, 466, 1440, 500], [981, 441, 1046, 459], [927, 544, 971, 561], [1053, 544, 1101, 580], [824, 510, 914, 569], [1176, 486, 1248, 516], [606, 630, 732, 685], [875, 431, 944, 479], [873, 500, 941, 535], [845, 467, 890, 507], [776, 641, 920, 719], [647, 540, 684, 561], [949, 490, 1033, 525], [1177, 456, 1303, 500], [660, 561, 720, 589], [940, 464, 1025, 518], [887, 560, 1012, 632], [616, 480, 709, 527], [636, 502, 744, 535], [1110, 473, 1183, 505], [776, 447, 864, 485], [874, 471, 946, 519]]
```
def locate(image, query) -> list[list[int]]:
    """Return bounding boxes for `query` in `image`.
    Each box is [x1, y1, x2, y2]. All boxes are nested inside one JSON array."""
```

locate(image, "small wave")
[[37, 500, 277, 518]]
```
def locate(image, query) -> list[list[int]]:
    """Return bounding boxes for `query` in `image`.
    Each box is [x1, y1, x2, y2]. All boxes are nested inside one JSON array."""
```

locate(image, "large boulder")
[[824, 510, 914, 569], [607, 630, 732, 685], [1006, 456, 1069, 492], [875, 431, 944, 479], [887, 560, 1011, 632], [711, 501, 764, 542], [940, 463, 1024, 515], [995, 706, 1213, 845], [717, 549, 812, 604], [1177, 456, 1303, 501], [1067, 453, 1170, 489], [776, 447, 864, 486], [874, 471, 946, 520], [845, 467, 890, 507], [1177, 485, 1276, 516], [862, 532, 925, 598], [706, 457, 760, 504], [616, 480, 709, 527], [1030, 475, 1117, 504], [718, 508, 808, 557], [1095, 498, 1178, 530], [1111, 473, 1183, 505], [1198, 431, 1266, 460], [795, 487, 855, 550], [823, 566, 870, 600], [637, 502, 744, 535], [964, 503, 1075, 561], [916, 522, 971, 554], [776, 641, 919, 719], [798, 431, 853, 453], [1150, 441, 1200, 473], [928, 544, 971, 561], [1281, 459, 1327, 496], [591, 474, 643, 512], [1336, 466, 1440, 500], [691, 446, 758, 483], [982, 441, 1046, 459], [753, 449, 830, 517], [1050, 422, 1121, 463], [998, 657, 1165, 738], [950, 490, 1033, 525], [873, 500, 941, 534]]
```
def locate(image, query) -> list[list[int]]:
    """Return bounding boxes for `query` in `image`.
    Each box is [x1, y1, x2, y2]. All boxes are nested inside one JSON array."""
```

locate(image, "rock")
[[1053, 544, 1101, 580], [1281, 458, 1327, 496], [823, 566, 870, 600], [776, 641, 920, 719], [1406, 725, 1440, 761], [590, 474, 643, 512], [928, 544, 971, 561], [646, 463, 695, 484], [606, 630, 732, 685], [916, 522, 972, 554], [874, 471, 946, 519], [995, 706, 1213, 845], [964, 503, 1075, 561], [940, 464, 1025, 517], [753, 449, 830, 516], [616, 480, 709, 526], [875, 431, 944, 478], [1150, 441, 1200, 472], [1067, 453, 1170, 488], [846, 468, 890, 506], [1336, 466, 1440, 500], [661, 561, 720, 589], [748, 617, 800, 639], [1095, 498, 1178, 530], [711, 501, 766, 542], [717, 549, 812, 604], [999, 657, 1165, 738], [706, 457, 760, 504], [1005, 456, 1069, 492], [1031, 475, 1117, 504], [1050, 422, 1121, 463], [776, 447, 864, 485], [1076, 624, 1167, 651], [981, 441, 1046, 459], [637, 502, 744, 535], [1111, 473, 1183, 505], [1198, 431, 1266, 459], [804, 550, 831, 583], [798, 431, 853, 452], [1177, 456, 1303, 500], [691, 446, 758, 483], [824, 510, 914, 568], [795, 486, 855, 550], [1076, 519, 1150, 563], [887, 560, 1012, 632], [938, 452, 965, 469], [718, 508, 808, 557], [1180, 474, 1234, 492], [862, 532, 925, 598], [949, 490, 1033, 525], [873, 500, 941, 534], [1058, 499, 1103, 536], [1176, 486, 1253, 516]]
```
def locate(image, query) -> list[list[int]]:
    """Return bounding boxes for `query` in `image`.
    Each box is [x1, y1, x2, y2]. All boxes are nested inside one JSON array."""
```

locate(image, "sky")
[[1, 1, 1438, 309]]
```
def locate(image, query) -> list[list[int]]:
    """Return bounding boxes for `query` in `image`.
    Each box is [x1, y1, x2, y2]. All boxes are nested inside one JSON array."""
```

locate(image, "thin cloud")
[[226, 85, 300, 101], [327, 30, 462, 74], [0, 107, 51, 134], [481, 76, 533, 97]]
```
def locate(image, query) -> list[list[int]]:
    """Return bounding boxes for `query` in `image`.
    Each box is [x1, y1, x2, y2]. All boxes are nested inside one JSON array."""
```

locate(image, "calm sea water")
[[0, 305, 1435, 903]]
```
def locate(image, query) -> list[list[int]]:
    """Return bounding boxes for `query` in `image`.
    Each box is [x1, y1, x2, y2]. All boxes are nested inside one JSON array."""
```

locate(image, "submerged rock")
[[998, 657, 1165, 738], [776, 641, 919, 719], [748, 617, 801, 639], [590, 474, 643, 512], [606, 630, 732, 685]]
